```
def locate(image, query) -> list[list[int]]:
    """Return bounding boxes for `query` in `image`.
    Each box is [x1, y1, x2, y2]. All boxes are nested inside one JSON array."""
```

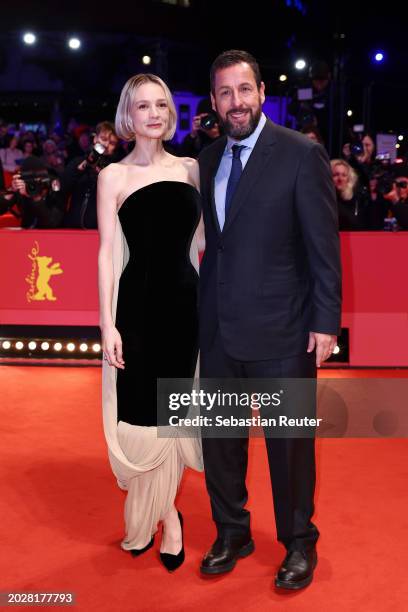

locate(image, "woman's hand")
[[101, 325, 125, 369]]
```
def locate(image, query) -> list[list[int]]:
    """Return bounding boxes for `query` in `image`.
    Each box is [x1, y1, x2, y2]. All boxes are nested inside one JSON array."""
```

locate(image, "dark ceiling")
[[0, 0, 407, 129]]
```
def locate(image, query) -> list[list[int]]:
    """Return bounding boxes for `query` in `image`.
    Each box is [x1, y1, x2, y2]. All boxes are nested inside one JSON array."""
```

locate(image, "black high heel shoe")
[[160, 511, 185, 572], [130, 536, 154, 557]]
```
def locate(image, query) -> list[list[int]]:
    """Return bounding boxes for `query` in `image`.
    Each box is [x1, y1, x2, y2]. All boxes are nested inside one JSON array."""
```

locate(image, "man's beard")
[[219, 104, 262, 140]]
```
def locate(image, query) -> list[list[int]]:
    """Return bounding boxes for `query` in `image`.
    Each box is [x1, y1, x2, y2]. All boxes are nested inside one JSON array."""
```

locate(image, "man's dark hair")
[[210, 50, 262, 94], [95, 121, 116, 136]]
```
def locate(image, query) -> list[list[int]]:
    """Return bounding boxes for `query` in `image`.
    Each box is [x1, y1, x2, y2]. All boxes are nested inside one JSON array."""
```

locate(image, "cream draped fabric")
[[102, 214, 203, 550]]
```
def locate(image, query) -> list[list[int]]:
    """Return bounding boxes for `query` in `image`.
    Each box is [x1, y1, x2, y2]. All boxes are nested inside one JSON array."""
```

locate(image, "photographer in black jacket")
[[62, 121, 120, 229], [0, 156, 64, 228], [179, 97, 222, 158]]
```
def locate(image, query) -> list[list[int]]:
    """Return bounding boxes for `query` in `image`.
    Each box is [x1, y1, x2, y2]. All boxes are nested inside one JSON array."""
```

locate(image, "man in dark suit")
[[198, 50, 341, 590]]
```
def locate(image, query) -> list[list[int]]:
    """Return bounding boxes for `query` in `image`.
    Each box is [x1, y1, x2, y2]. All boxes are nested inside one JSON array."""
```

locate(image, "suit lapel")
[[222, 120, 277, 233]]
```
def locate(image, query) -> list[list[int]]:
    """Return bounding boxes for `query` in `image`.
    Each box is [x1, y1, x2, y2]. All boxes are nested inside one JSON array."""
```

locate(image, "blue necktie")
[[225, 144, 244, 219]]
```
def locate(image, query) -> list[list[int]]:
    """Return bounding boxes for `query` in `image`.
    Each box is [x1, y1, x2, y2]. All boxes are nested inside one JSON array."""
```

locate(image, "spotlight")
[[67, 343, 76, 352], [333, 345, 340, 355], [23, 32, 36, 45], [279, 74, 288, 82], [2, 341, 11, 350], [142, 55, 152, 65], [295, 59, 306, 70], [347, 109, 353, 117], [28, 341, 37, 350], [92, 343, 101, 353], [41, 342, 50, 351], [16, 342, 24, 350], [80, 343, 88, 352], [54, 342, 62, 351], [398, 135, 404, 141], [68, 37, 81, 50], [374, 51, 384, 63]]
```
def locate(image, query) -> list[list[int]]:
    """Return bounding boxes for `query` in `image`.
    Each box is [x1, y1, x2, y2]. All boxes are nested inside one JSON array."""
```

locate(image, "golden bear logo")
[[26, 241, 64, 302]]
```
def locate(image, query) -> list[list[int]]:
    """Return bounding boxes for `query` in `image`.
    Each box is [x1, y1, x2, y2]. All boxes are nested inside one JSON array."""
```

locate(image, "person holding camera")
[[342, 131, 376, 193], [3, 156, 65, 229], [288, 60, 332, 147], [62, 121, 120, 229], [383, 165, 408, 230], [179, 97, 221, 158]]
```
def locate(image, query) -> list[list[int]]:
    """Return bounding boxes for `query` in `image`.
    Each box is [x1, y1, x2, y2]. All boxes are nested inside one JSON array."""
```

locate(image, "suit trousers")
[[200, 328, 319, 552]]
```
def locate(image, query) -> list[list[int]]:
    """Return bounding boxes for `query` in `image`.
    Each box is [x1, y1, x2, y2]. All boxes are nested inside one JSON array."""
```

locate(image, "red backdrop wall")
[[1, 229, 407, 366]]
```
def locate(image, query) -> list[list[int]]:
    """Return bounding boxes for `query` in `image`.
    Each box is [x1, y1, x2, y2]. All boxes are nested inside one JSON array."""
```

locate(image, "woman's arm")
[[97, 164, 125, 369], [186, 157, 205, 253]]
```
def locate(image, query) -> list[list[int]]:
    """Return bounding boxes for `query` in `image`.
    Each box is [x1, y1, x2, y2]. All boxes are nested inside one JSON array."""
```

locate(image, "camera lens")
[[200, 114, 217, 130], [350, 142, 364, 157]]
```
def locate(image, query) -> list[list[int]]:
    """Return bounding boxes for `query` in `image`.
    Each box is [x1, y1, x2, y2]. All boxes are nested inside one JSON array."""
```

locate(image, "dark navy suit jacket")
[[198, 119, 342, 361]]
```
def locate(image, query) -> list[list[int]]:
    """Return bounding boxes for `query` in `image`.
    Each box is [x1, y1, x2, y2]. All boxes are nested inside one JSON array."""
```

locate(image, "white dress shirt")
[[214, 113, 267, 230]]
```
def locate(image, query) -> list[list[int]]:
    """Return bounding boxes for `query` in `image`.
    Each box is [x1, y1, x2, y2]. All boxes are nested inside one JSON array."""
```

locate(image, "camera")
[[85, 142, 106, 168], [349, 124, 365, 158], [200, 113, 218, 131], [376, 172, 394, 196], [350, 139, 364, 157], [20, 169, 54, 197]]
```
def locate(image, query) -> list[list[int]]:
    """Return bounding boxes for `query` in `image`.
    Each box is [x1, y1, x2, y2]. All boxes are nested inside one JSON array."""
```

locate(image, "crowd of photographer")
[[1, 93, 408, 231], [0, 105, 220, 229], [0, 118, 125, 229], [287, 59, 408, 231], [329, 134, 408, 231]]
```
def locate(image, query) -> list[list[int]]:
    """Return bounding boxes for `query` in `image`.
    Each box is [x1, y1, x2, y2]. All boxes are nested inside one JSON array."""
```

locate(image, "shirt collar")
[[225, 112, 267, 154]]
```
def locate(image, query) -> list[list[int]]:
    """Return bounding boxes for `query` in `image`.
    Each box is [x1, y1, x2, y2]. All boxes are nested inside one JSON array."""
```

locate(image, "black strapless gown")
[[115, 181, 200, 427]]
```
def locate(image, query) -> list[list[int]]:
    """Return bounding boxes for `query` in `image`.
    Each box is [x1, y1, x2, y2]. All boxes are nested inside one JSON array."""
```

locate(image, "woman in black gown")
[[97, 74, 203, 571]]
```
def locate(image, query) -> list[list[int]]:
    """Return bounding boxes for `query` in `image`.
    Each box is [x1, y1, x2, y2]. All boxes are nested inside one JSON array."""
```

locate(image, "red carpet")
[[1, 365, 407, 611]]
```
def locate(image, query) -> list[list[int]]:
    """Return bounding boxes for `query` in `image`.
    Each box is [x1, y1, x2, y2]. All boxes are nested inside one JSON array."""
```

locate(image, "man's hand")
[[11, 174, 28, 197], [190, 113, 208, 138], [307, 332, 337, 368], [77, 159, 87, 172]]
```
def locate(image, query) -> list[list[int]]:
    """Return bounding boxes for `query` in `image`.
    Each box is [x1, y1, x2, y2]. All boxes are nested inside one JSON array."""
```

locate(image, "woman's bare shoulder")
[[179, 155, 198, 168], [180, 156, 200, 189], [98, 162, 126, 179]]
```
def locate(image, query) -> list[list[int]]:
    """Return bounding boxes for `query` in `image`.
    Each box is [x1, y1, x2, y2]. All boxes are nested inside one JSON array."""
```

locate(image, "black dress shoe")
[[274, 548, 317, 590], [200, 534, 255, 575], [130, 536, 154, 557], [160, 511, 185, 572]]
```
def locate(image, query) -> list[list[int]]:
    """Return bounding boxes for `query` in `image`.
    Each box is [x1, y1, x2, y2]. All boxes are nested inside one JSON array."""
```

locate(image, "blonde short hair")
[[330, 159, 358, 201], [115, 73, 177, 142]]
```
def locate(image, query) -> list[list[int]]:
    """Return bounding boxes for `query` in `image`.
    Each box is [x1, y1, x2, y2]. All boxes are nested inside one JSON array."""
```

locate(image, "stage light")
[[279, 74, 288, 82], [28, 341, 37, 350], [16, 342, 24, 350], [295, 59, 306, 71], [347, 109, 353, 117], [142, 55, 152, 65], [68, 37, 81, 50], [23, 32, 36, 45], [41, 342, 50, 351], [333, 345, 340, 355], [92, 343, 101, 353], [398, 135, 404, 141], [2, 341, 11, 350], [67, 343, 75, 352], [80, 343, 88, 352], [374, 51, 384, 63], [54, 342, 62, 351], [396, 143, 400, 149]]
